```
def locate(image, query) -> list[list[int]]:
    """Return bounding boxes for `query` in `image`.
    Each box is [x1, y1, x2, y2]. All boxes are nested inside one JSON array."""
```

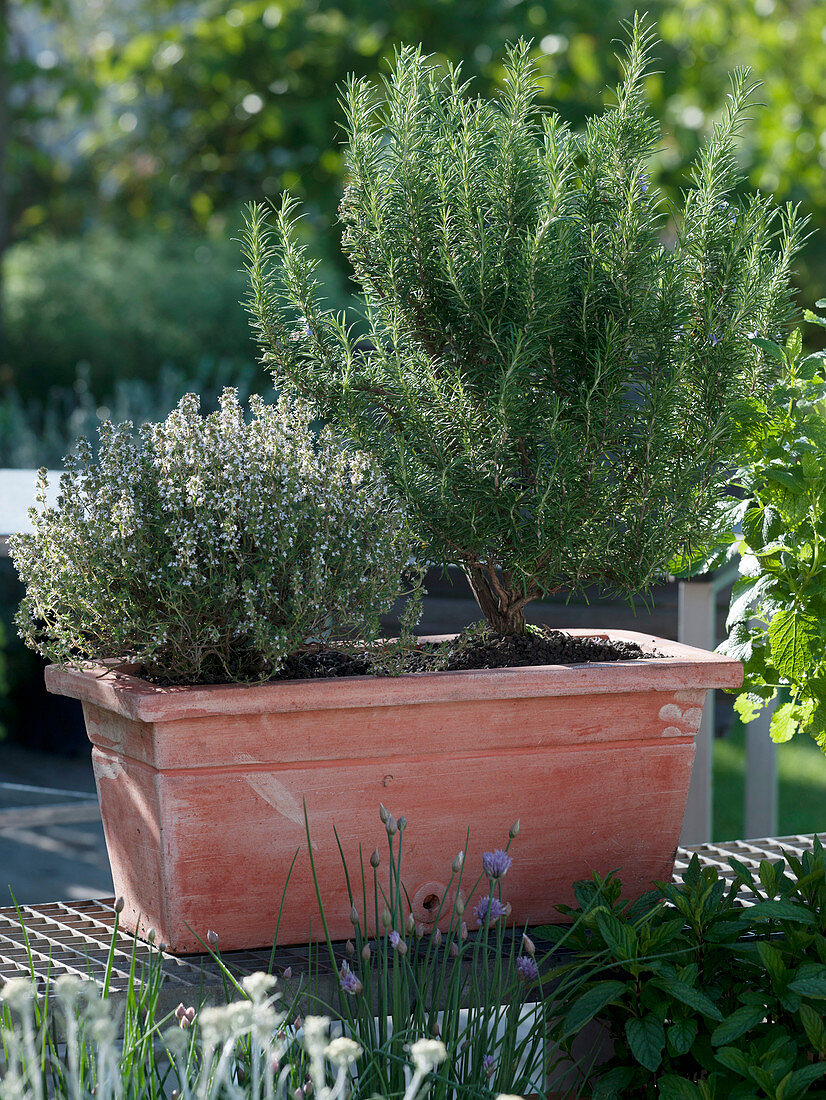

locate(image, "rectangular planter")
[[45, 629, 742, 954]]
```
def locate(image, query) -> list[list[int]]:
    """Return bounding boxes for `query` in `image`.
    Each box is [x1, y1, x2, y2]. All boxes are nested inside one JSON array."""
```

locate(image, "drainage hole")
[[422, 893, 440, 912]]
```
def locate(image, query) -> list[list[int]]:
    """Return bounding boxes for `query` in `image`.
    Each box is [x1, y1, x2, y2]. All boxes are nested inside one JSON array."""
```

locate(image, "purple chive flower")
[[482, 849, 513, 880], [517, 955, 539, 982], [389, 930, 401, 948], [474, 895, 508, 927], [339, 962, 362, 995], [483, 1055, 496, 1077]]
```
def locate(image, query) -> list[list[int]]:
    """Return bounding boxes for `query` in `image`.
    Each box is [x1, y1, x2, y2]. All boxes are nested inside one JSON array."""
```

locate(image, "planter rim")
[[45, 629, 742, 724]]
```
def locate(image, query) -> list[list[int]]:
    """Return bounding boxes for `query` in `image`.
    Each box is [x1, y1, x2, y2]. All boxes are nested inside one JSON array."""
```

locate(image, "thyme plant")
[[10, 390, 416, 684], [244, 20, 805, 634]]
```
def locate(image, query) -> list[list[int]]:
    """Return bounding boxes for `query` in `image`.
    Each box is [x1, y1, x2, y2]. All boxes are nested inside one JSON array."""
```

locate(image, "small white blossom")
[[242, 971, 279, 1004], [0, 977, 35, 1012], [409, 1037, 448, 1074], [324, 1036, 362, 1067]]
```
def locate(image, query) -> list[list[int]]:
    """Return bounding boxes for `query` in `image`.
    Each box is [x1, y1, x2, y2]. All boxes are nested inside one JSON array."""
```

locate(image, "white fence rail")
[[678, 567, 778, 844], [0, 467, 61, 556]]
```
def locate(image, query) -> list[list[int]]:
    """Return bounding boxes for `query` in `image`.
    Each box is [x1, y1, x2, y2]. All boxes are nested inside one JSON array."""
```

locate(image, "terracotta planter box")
[[45, 629, 741, 954]]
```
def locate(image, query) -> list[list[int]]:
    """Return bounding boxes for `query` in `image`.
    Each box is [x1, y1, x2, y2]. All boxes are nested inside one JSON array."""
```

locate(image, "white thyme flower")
[[0, 977, 35, 1012], [324, 1036, 362, 1067], [409, 1038, 448, 1073], [242, 971, 279, 1004]]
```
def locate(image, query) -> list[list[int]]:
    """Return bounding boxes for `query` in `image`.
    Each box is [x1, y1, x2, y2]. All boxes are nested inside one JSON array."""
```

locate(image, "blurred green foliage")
[[3, 232, 255, 396], [4, 0, 826, 402], [0, 357, 266, 468]]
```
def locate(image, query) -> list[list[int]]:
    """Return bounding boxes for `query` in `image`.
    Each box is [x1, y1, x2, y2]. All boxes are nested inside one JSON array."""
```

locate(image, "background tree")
[[4, 0, 826, 404]]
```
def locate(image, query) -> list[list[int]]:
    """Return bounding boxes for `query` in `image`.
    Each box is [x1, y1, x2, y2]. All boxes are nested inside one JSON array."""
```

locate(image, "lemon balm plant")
[[10, 389, 416, 685], [243, 20, 805, 635], [719, 316, 826, 749]]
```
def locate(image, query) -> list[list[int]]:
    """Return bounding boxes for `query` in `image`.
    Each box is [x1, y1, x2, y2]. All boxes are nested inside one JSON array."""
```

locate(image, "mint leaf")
[[625, 1015, 665, 1072], [768, 608, 818, 681]]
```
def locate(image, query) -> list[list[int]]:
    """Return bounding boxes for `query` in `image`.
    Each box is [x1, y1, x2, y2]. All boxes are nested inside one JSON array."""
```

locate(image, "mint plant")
[[720, 315, 826, 748], [551, 838, 826, 1098], [243, 19, 805, 635], [10, 390, 416, 684]]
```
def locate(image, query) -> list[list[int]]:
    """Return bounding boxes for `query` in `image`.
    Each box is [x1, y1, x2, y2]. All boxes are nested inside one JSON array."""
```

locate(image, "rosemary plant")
[[243, 19, 805, 634]]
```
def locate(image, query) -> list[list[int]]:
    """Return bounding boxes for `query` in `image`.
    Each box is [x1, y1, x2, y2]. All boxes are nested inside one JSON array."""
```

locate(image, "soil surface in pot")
[[273, 625, 653, 681]]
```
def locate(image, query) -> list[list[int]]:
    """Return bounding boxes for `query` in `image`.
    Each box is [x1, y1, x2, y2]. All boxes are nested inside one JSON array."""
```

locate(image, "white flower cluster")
[[0, 972, 467, 1100], [10, 389, 417, 684]]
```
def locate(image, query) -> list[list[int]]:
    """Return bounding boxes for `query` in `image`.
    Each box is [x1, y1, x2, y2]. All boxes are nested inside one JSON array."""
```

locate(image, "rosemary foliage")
[[243, 19, 805, 633]]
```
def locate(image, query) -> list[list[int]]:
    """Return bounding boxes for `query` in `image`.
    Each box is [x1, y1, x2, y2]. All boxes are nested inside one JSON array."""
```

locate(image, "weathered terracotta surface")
[[46, 630, 742, 954]]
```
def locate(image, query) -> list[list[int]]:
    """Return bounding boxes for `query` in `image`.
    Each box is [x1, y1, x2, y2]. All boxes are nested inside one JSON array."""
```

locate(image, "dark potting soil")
[[276, 648, 374, 680], [434, 627, 649, 671], [270, 625, 653, 681]]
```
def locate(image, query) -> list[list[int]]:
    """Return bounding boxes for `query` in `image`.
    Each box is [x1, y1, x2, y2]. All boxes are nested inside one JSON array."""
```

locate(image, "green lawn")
[[714, 720, 826, 841]]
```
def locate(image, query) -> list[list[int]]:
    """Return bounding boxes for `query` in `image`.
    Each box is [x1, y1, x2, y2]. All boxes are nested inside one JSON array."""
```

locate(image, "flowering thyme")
[[11, 389, 418, 684]]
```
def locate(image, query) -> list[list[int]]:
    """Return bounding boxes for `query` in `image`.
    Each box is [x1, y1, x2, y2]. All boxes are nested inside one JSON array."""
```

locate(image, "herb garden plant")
[[243, 18, 804, 636], [10, 389, 416, 685], [720, 313, 826, 750], [553, 838, 826, 1099]]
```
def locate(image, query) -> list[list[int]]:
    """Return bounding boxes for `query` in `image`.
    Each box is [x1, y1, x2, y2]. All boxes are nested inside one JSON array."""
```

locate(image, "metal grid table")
[[0, 835, 819, 1010]]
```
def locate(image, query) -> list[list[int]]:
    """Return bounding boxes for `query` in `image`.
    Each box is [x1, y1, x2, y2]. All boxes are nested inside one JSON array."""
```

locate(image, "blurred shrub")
[[0, 358, 265, 469], [15, 0, 826, 310], [1, 232, 256, 399]]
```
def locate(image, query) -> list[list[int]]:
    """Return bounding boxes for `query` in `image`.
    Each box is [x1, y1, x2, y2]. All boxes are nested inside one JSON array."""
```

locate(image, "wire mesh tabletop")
[[0, 834, 821, 1009]]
